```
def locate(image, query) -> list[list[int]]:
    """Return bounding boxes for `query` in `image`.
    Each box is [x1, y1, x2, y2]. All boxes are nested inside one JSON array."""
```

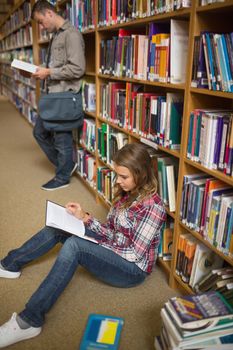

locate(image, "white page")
[[11, 59, 38, 74], [46, 201, 97, 243]]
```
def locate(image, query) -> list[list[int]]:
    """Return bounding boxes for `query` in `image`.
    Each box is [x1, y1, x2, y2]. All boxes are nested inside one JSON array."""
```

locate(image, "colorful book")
[[80, 314, 124, 350], [167, 291, 233, 330]]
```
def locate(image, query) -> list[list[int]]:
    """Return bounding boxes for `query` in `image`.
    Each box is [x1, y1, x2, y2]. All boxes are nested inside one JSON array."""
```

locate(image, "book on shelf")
[[157, 156, 178, 211], [180, 236, 197, 284], [79, 314, 124, 350], [192, 31, 233, 92], [170, 19, 189, 84], [194, 266, 233, 294], [158, 218, 174, 261], [82, 81, 96, 112], [180, 173, 233, 253], [189, 243, 224, 290]]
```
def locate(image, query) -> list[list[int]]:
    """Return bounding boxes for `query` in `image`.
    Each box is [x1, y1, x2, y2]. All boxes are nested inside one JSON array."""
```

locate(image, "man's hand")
[[33, 67, 51, 80], [65, 202, 86, 220]]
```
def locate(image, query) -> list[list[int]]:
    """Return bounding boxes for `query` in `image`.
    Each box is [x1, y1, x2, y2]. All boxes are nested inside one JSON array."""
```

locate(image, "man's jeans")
[[1, 227, 147, 327], [33, 117, 73, 183]]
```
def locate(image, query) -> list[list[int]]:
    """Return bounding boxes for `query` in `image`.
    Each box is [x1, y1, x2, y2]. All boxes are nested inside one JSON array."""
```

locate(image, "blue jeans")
[[33, 117, 74, 183], [1, 227, 147, 327]]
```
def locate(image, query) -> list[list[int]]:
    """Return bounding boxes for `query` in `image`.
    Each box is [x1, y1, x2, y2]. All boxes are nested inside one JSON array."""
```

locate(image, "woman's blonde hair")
[[112, 143, 158, 208]]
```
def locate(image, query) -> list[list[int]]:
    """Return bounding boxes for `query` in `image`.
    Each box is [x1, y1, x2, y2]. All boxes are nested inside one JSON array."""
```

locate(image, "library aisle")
[[0, 96, 178, 350]]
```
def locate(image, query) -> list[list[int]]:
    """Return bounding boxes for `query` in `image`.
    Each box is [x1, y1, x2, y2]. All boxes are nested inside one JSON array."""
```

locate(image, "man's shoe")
[[0, 313, 42, 348], [41, 178, 69, 191], [70, 162, 78, 176], [0, 265, 21, 279]]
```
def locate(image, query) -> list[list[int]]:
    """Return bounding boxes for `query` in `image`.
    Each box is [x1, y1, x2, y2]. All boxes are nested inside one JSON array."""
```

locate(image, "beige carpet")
[[0, 96, 178, 350]]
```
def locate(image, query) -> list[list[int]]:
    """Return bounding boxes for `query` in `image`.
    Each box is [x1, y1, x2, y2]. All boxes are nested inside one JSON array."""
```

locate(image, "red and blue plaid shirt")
[[86, 192, 166, 274]]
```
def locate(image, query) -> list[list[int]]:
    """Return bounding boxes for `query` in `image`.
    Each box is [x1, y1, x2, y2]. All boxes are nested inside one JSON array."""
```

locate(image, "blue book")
[[221, 34, 233, 92], [187, 112, 194, 159], [205, 32, 217, 91], [80, 314, 124, 350], [215, 34, 229, 92]]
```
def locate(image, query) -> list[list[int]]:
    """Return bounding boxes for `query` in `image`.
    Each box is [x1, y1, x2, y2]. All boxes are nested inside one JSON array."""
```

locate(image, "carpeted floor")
[[0, 96, 179, 350]]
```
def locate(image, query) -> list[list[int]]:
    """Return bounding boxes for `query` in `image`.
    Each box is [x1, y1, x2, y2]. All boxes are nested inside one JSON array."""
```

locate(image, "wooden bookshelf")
[[0, 0, 232, 295]]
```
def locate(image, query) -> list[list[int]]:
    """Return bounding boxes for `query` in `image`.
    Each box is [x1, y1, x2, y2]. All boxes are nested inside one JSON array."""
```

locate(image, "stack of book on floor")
[[154, 291, 233, 350]]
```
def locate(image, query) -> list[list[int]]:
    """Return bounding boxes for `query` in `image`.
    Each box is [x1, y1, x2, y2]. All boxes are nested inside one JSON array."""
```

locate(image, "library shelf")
[[1, 0, 232, 296], [157, 258, 171, 276]]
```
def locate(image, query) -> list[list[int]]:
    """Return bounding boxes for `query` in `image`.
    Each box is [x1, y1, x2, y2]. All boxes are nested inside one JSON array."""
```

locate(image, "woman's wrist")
[[81, 212, 90, 222]]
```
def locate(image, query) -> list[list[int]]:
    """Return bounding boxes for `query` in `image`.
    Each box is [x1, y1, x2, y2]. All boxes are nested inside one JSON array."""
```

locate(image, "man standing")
[[32, 0, 85, 190]]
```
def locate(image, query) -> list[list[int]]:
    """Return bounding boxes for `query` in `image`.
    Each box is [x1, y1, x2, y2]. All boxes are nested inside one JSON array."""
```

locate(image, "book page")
[[46, 201, 97, 243], [11, 59, 38, 73]]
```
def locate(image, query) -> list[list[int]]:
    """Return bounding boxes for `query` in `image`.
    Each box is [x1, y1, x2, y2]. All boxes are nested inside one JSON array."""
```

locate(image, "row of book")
[[12, 82, 37, 109], [1, 1, 31, 36], [80, 118, 96, 152], [78, 131, 180, 211], [175, 233, 225, 288], [13, 70, 36, 89], [1, 25, 33, 51], [2, 86, 38, 125], [97, 123, 128, 165], [0, 48, 33, 65], [61, 0, 96, 32], [99, 20, 189, 84], [1, 83, 37, 124], [187, 109, 233, 177], [76, 148, 96, 188], [191, 32, 233, 93], [76, 147, 116, 203], [56, 0, 191, 31], [97, 0, 191, 27], [100, 82, 183, 150], [97, 166, 115, 203], [82, 81, 96, 112], [180, 174, 233, 256], [155, 290, 233, 350]]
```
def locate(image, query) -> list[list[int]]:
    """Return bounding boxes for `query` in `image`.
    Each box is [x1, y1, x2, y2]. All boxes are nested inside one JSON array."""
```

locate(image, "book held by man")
[[11, 59, 38, 74]]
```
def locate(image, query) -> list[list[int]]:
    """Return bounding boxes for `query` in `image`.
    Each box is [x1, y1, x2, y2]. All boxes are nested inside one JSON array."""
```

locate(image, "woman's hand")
[[65, 202, 86, 220]]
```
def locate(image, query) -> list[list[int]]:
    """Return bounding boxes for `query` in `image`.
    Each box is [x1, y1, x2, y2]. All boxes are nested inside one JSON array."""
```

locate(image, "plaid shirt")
[[86, 192, 166, 273]]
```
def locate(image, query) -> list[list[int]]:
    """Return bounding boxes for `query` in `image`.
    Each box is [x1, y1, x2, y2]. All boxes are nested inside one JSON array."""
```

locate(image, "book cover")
[[168, 291, 233, 329], [11, 59, 38, 74], [191, 244, 224, 291], [170, 19, 189, 84], [79, 314, 124, 350], [181, 237, 197, 284]]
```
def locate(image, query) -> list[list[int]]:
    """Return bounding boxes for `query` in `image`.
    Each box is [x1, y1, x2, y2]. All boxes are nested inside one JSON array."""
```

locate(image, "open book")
[[11, 59, 38, 74], [46, 201, 98, 243]]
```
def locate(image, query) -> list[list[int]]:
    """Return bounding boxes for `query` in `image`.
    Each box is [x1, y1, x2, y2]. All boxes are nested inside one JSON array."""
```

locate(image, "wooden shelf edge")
[[190, 87, 233, 99], [179, 221, 233, 266], [157, 258, 171, 275], [98, 73, 185, 90], [185, 158, 233, 186]]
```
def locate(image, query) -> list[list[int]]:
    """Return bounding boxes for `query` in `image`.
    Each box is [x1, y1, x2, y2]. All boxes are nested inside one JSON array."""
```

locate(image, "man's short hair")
[[31, 0, 56, 19]]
